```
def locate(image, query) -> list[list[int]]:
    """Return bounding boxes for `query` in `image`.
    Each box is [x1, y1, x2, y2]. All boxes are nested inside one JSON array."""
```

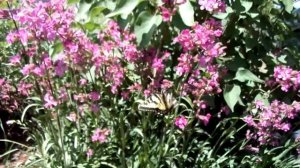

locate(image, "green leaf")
[[234, 68, 264, 83], [67, 0, 80, 4], [134, 11, 162, 47], [84, 22, 96, 31], [75, 1, 94, 23], [178, 0, 195, 26], [89, 6, 106, 19], [241, 0, 253, 12], [22, 103, 40, 122], [281, 0, 293, 13], [223, 84, 241, 112], [106, 0, 142, 19]]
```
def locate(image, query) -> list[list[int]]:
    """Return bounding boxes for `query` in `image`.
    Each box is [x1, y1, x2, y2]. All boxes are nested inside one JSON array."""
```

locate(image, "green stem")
[[120, 112, 127, 168]]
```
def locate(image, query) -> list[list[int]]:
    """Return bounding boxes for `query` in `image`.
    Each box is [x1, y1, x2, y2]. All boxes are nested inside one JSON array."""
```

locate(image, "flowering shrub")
[[1, 0, 300, 167]]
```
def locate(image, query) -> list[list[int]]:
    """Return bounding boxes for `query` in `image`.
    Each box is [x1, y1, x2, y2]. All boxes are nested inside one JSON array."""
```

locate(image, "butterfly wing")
[[138, 92, 176, 114]]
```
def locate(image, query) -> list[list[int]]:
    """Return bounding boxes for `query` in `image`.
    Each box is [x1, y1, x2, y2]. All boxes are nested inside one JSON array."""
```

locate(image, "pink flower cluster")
[[0, 78, 32, 113], [7, 0, 74, 45], [198, 0, 226, 13], [91, 128, 110, 143], [174, 19, 224, 54], [93, 20, 140, 94], [244, 100, 300, 146], [174, 19, 225, 100], [273, 65, 300, 92]]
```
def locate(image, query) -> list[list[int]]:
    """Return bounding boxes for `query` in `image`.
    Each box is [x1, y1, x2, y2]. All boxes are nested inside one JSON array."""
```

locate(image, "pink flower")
[[245, 145, 259, 153], [198, 0, 226, 13], [44, 93, 58, 109], [175, 116, 188, 130], [9, 54, 21, 65], [273, 66, 300, 92], [243, 115, 255, 126], [21, 64, 35, 75], [174, 29, 195, 51], [255, 100, 264, 109], [86, 149, 93, 157], [32, 66, 45, 77], [89, 92, 100, 101], [121, 91, 130, 100], [160, 6, 175, 22], [196, 113, 211, 126], [91, 128, 110, 143], [55, 60, 67, 77], [58, 88, 68, 102], [161, 79, 173, 90], [91, 104, 99, 113], [18, 28, 30, 45], [17, 81, 33, 96], [79, 79, 88, 86], [6, 32, 17, 44], [128, 83, 142, 92], [0, 9, 11, 19], [176, 53, 193, 76]]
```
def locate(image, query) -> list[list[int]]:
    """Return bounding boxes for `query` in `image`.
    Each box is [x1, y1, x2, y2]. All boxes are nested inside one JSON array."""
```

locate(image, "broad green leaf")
[[89, 6, 106, 19], [134, 11, 162, 47], [223, 84, 241, 112], [75, 1, 93, 22], [178, 0, 195, 26], [106, 0, 142, 19], [281, 0, 293, 13], [234, 68, 264, 83], [213, 12, 228, 19], [241, 0, 253, 12], [99, 0, 117, 11], [84, 22, 97, 31]]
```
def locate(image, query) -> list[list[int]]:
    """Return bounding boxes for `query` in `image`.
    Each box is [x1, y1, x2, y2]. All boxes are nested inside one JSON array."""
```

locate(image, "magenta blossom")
[[21, 64, 35, 75], [198, 0, 226, 13], [9, 54, 21, 65], [175, 116, 188, 130], [89, 92, 101, 101], [55, 60, 67, 77], [91, 128, 110, 143], [196, 113, 211, 126], [86, 148, 93, 157], [44, 92, 58, 109]]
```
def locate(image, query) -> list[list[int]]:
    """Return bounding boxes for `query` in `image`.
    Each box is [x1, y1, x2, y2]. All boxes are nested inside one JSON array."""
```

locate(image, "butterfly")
[[138, 91, 177, 114]]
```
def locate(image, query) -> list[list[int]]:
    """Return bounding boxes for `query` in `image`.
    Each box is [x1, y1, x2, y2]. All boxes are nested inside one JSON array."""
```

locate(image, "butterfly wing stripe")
[[161, 92, 168, 110], [149, 94, 161, 104]]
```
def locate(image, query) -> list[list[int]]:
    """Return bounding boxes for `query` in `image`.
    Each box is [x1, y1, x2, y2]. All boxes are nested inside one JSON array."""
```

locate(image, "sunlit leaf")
[[223, 84, 241, 112], [178, 0, 195, 26], [134, 11, 162, 47], [234, 68, 264, 83]]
